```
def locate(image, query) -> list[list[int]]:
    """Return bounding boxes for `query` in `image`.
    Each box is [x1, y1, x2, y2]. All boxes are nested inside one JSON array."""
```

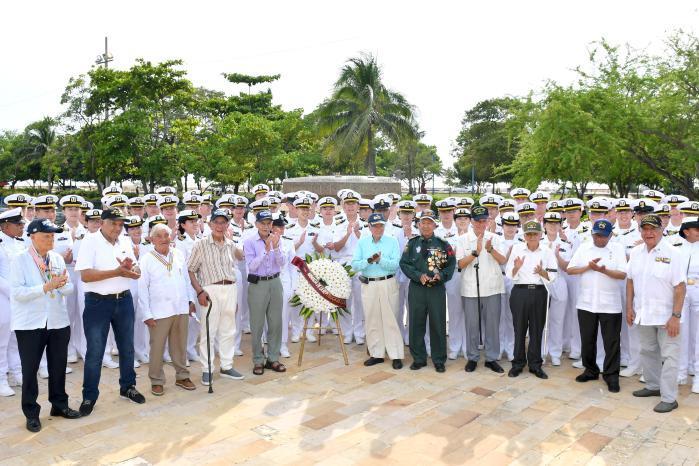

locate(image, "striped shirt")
[[187, 235, 237, 286]]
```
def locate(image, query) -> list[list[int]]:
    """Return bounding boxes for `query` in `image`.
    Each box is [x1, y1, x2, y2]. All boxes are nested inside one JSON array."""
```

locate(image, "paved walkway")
[[1, 335, 699, 465]]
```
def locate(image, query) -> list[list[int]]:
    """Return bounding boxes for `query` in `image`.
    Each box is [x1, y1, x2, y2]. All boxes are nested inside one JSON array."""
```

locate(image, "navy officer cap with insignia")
[[0, 207, 25, 224]]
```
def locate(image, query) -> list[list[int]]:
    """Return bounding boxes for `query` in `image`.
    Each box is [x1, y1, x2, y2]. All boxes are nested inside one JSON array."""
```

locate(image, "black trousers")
[[510, 286, 547, 371], [15, 326, 70, 419], [577, 309, 621, 381]]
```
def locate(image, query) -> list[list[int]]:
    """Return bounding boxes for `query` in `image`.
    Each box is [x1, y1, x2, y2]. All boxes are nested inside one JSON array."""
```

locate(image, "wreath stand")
[[297, 312, 349, 366]]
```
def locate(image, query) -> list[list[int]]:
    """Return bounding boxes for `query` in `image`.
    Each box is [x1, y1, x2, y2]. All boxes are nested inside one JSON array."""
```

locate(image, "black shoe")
[[575, 372, 599, 383], [464, 360, 477, 372], [26, 417, 41, 433], [530, 368, 549, 379], [484, 361, 504, 373], [79, 400, 95, 417], [363, 357, 385, 367], [435, 363, 446, 373], [50, 406, 81, 419], [607, 381, 620, 393], [392, 359, 403, 370], [120, 386, 146, 404], [410, 361, 427, 370], [508, 367, 522, 378]]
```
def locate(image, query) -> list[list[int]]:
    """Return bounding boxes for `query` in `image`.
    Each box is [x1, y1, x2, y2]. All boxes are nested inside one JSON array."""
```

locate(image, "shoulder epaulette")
[[622, 228, 635, 236], [335, 218, 347, 225], [244, 221, 253, 229], [673, 242, 683, 247], [177, 233, 185, 241], [310, 221, 320, 228], [16, 237, 24, 241], [286, 222, 297, 229], [496, 231, 503, 236], [392, 221, 401, 228], [76, 234, 85, 240], [580, 226, 589, 233], [518, 237, 525, 242], [141, 239, 151, 245], [282, 235, 293, 240]]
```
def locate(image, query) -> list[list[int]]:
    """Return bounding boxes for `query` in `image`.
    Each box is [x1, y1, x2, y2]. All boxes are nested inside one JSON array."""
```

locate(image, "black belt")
[[212, 280, 234, 285], [457, 268, 462, 273], [513, 284, 546, 290], [85, 290, 131, 300], [258, 272, 280, 281], [359, 274, 394, 284]]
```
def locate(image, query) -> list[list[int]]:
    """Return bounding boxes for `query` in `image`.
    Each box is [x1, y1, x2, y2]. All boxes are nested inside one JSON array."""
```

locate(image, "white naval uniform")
[[393, 222, 418, 345], [499, 235, 517, 360], [613, 223, 642, 372], [276, 236, 297, 353], [540, 234, 572, 361], [677, 238, 699, 384], [0, 232, 26, 386], [286, 220, 320, 340], [333, 217, 370, 343], [230, 220, 255, 353], [561, 221, 588, 358], [436, 222, 463, 358], [175, 233, 200, 361]]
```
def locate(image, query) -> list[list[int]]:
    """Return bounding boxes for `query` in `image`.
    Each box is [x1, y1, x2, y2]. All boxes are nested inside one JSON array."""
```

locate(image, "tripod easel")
[[297, 312, 349, 366]]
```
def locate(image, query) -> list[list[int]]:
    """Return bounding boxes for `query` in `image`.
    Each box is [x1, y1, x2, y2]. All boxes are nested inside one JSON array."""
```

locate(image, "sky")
[[1, 0, 697, 171]]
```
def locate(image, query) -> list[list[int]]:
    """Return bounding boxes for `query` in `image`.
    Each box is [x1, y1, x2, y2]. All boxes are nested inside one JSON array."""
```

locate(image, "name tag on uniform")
[[655, 257, 671, 264], [57, 237, 68, 241]]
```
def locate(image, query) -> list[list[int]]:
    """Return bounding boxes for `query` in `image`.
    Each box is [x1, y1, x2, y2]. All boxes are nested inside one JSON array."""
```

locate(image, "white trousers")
[[397, 280, 410, 344], [199, 283, 237, 371], [360, 277, 404, 360], [0, 298, 21, 382], [339, 275, 365, 341], [679, 283, 699, 378], [447, 271, 467, 357], [563, 274, 581, 356]]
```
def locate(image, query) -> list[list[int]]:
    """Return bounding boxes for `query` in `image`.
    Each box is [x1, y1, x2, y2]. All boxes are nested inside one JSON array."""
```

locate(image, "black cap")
[[470, 205, 489, 221], [27, 218, 64, 235], [101, 208, 127, 221], [272, 216, 287, 227]]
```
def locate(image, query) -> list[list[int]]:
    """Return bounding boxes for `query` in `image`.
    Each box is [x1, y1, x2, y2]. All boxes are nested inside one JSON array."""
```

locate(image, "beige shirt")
[[187, 235, 237, 287]]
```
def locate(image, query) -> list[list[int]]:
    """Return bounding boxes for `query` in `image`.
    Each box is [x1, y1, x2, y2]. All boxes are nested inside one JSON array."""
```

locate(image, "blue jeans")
[[82, 292, 136, 401]]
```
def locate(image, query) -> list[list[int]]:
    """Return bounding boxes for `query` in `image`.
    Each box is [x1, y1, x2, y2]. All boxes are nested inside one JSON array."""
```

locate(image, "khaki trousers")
[[361, 277, 404, 360], [148, 314, 190, 385]]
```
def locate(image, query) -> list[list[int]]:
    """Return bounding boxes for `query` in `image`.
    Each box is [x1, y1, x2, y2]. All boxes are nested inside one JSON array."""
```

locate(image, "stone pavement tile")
[[441, 409, 480, 428], [361, 370, 395, 384], [548, 448, 593, 465], [301, 410, 348, 430], [570, 431, 612, 454], [470, 386, 496, 397]]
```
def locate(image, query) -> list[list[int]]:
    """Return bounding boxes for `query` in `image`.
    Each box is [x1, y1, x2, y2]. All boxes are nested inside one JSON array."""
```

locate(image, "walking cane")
[[205, 297, 213, 394], [474, 260, 483, 348]]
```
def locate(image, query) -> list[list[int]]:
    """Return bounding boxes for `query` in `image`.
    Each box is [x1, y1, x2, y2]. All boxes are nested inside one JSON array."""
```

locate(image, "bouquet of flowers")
[[289, 253, 354, 320]]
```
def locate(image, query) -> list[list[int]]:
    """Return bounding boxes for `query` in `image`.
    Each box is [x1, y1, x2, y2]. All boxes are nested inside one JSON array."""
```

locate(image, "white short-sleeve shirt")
[[75, 230, 137, 294], [627, 240, 686, 325], [568, 241, 628, 313]]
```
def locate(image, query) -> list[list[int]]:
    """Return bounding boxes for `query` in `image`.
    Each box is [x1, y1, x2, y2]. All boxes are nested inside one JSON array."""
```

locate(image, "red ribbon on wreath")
[[291, 256, 347, 309]]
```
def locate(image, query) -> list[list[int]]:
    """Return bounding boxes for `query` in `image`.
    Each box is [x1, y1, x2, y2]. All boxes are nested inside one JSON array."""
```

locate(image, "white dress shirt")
[[505, 242, 558, 285], [138, 248, 193, 321], [568, 241, 628, 313], [10, 250, 74, 330], [627, 240, 686, 325], [456, 230, 506, 297], [74, 230, 137, 294]]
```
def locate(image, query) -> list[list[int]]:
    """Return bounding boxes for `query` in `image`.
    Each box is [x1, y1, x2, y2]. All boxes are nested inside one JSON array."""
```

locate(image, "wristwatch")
[[672, 312, 682, 319], [471, 250, 479, 257]]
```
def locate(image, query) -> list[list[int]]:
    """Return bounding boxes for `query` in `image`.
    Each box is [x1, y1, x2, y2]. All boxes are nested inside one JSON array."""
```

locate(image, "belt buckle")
[[527, 284, 536, 290]]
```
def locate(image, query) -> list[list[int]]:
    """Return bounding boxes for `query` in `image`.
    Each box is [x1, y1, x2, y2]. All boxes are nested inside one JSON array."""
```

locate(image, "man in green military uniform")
[[400, 210, 456, 372]]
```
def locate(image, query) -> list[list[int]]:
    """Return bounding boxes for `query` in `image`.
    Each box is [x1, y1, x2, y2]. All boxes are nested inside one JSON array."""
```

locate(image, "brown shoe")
[[151, 385, 164, 396], [175, 378, 196, 391]]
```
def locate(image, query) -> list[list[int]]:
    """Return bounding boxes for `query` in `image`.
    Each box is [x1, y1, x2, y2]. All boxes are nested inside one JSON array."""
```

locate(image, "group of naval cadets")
[[1, 182, 699, 431]]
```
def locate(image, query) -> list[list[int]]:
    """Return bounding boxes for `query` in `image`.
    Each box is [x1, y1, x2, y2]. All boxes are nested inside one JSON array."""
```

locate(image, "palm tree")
[[316, 53, 417, 175], [24, 117, 58, 192]]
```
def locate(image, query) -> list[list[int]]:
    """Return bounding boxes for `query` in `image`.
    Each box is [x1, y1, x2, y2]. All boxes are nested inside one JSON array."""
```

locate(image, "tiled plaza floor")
[[2, 334, 699, 465]]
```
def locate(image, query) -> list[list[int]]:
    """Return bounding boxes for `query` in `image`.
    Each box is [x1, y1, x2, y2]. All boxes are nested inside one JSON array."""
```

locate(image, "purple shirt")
[[243, 232, 285, 276]]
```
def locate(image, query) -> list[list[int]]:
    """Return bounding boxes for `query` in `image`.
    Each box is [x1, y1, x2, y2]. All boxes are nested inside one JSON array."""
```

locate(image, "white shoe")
[[140, 354, 150, 364], [678, 376, 689, 385], [134, 360, 140, 368], [692, 378, 699, 394], [234, 349, 244, 356], [569, 353, 580, 360], [163, 355, 172, 363], [572, 360, 583, 369], [185, 359, 190, 367], [448, 352, 457, 360], [111, 348, 119, 356], [0, 382, 15, 397], [355, 337, 365, 345], [343, 337, 353, 345], [65, 366, 73, 374], [291, 336, 300, 343], [103, 359, 119, 369], [620, 367, 640, 377], [9, 374, 22, 387], [620, 359, 629, 368], [244, 327, 251, 334], [39, 368, 49, 379], [306, 332, 317, 343], [639, 374, 646, 383], [551, 357, 561, 366], [67, 353, 78, 364], [281, 347, 291, 358]]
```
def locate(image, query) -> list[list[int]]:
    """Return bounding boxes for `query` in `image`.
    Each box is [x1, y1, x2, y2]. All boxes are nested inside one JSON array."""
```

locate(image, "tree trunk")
[[365, 127, 376, 175]]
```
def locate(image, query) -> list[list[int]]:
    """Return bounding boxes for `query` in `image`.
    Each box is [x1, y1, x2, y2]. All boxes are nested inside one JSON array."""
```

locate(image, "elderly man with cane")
[[11, 218, 81, 432], [456, 205, 507, 373]]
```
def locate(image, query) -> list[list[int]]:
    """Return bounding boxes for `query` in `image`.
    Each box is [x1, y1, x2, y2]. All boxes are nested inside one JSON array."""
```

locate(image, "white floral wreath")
[[290, 253, 353, 319]]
